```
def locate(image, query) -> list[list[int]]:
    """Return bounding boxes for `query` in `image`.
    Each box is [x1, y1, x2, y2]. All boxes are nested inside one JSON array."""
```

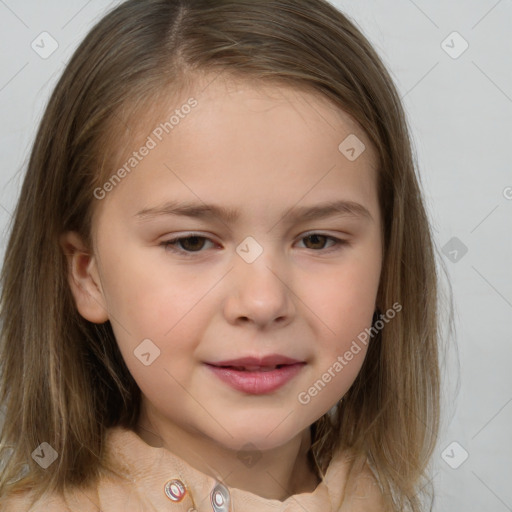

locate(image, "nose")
[[222, 247, 296, 329]]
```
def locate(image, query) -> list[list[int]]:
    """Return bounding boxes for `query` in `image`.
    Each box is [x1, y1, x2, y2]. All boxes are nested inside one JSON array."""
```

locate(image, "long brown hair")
[[0, 1, 445, 510]]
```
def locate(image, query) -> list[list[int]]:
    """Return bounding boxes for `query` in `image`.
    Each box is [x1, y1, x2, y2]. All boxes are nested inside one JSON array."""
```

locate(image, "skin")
[[62, 74, 383, 500]]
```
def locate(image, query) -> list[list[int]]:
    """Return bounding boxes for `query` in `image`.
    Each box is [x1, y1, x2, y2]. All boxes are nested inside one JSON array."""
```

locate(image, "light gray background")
[[0, 1, 511, 510]]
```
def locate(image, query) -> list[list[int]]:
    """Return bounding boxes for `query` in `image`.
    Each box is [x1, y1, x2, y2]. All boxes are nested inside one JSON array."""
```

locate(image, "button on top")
[[164, 479, 187, 502], [211, 482, 230, 512]]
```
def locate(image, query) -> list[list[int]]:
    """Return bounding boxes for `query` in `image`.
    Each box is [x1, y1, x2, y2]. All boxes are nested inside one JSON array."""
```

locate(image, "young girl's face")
[[70, 74, 382, 452]]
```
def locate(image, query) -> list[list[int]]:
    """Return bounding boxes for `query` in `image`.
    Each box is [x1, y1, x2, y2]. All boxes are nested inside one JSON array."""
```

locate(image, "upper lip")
[[207, 355, 304, 369]]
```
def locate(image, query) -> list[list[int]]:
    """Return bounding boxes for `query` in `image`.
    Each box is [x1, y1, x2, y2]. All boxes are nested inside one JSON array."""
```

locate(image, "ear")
[[60, 231, 109, 324]]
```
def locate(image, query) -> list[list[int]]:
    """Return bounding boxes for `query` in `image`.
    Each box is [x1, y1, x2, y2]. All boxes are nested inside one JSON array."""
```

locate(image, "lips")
[[205, 355, 306, 394]]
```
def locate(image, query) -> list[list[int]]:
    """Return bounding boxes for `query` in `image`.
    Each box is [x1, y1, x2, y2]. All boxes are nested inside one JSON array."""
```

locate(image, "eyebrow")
[[135, 199, 373, 224]]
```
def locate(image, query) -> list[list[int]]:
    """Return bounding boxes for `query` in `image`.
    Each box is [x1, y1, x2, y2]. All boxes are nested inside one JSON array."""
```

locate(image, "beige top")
[[1, 427, 387, 511]]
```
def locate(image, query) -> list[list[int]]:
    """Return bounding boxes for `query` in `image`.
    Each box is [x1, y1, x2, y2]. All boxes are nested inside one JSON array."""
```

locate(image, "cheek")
[[294, 251, 380, 405], [110, 305, 206, 402], [99, 243, 213, 336], [300, 256, 380, 339], [294, 268, 375, 415], [98, 249, 215, 387]]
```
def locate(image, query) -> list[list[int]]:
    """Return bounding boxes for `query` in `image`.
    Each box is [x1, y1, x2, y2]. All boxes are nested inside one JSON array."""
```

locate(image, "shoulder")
[[0, 428, 126, 512], [0, 477, 105, 512], [350, 463, 388, 510], [337, 454, 390, 512], [0, 489, 70, 511], [0, 484, 114, 512]]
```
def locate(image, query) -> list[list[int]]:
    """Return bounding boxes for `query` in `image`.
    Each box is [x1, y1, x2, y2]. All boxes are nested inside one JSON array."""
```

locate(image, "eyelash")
[[160, 233, 348, 257]]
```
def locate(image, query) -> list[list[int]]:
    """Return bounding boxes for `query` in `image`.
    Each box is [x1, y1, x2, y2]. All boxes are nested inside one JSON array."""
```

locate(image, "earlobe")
[[59, 231, 109, 324]]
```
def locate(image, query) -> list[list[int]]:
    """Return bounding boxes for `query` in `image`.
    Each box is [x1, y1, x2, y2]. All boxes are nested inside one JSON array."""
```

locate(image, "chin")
[[204, 415, 309, 452]]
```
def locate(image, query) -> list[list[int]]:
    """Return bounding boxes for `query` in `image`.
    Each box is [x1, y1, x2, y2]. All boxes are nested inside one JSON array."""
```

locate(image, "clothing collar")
[[100, 426, 353, 512]]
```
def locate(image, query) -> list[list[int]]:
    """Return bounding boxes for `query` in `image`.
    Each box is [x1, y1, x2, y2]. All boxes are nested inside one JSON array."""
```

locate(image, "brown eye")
[[302, 234, 329, 250], [177, 236, 206, 252], [161, 235, 215, 256], [297, 234, 347, 252]]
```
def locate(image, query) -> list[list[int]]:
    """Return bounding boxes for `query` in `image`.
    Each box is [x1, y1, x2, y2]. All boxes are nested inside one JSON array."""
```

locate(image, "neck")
[[135, 404, 320, 500]]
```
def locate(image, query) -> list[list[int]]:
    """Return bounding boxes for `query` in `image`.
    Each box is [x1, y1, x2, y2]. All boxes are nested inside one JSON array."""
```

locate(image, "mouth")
[[204, 356, 306, 394], [213, 364, 295, 372], [207, 354, 304, 369]]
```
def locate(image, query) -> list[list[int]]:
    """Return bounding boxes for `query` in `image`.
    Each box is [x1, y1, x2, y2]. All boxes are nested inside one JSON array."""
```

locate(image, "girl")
[[0, 0, 442, 510]]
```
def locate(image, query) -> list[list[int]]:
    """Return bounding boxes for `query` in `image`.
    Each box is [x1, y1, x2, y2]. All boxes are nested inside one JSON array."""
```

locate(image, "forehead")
[[190, 73, 372, 147], [92, 73, 379, 229]]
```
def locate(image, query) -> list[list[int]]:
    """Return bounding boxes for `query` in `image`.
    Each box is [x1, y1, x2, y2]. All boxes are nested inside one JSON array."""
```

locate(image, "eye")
[[160, 232, 348, 257], [160, 234, 216, 256], [296, 233, 347, 252]]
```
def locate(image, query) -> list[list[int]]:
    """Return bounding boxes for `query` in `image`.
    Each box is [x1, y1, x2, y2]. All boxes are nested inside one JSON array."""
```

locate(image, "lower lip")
[[205, 363, 305, 394]]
